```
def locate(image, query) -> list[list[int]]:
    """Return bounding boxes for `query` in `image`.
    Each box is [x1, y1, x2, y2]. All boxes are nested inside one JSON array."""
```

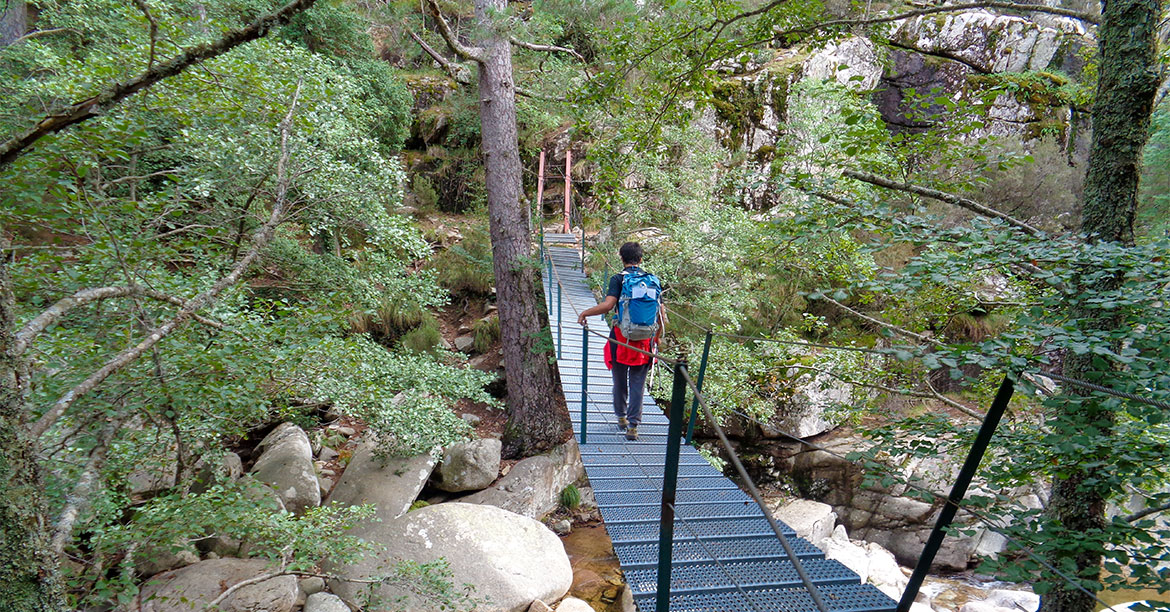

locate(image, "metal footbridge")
[[540, 233, 898, 612]]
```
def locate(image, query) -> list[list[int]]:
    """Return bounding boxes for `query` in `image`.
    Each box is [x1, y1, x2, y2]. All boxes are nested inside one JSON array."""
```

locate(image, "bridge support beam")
[[657, 358, 688, 612]]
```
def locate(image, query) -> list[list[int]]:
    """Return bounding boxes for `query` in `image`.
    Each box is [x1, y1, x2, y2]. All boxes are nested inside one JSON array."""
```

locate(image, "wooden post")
[[563, 149, 571, 234], [536, 150, 545, 233]]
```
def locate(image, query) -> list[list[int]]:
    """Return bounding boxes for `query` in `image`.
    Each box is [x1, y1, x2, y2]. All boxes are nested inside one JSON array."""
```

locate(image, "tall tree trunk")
[[473, 0, 566, 457], [1039, 0, 1161, 610], [0, 0, 26, 46], [0, 233, 65, 611]]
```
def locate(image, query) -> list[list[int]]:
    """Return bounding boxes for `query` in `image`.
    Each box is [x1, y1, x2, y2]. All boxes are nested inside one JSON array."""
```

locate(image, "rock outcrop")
[[463, 441, 584, 519], [250, 423, 320, 514], [327, 440, 436, 522], [137, 558, 297, 612], [327, 503, 573, 612], [434, 438, 502, 492]]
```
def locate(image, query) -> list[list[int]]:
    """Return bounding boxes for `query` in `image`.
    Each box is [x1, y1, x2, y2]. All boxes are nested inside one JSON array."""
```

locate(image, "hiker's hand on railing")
[[577, 313, 587, 326]]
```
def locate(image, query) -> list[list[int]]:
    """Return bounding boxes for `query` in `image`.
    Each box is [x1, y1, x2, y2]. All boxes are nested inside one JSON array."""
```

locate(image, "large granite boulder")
[[327, 440, 436, 522], [137, 558, 296, 612], [434, 438, 502, 492], [250, 423, 320, 514], [305, 592, 352, 612], [770, 498, 837, 545], [463, 441, 584, 519], [327, 503, 572, 612]]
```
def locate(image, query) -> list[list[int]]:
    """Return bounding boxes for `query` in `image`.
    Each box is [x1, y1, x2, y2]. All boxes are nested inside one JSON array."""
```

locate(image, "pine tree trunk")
[[1039, 0, 1160, 610], [0, 1, 26, 47], [473, 0, 567, 457], [0, 235, 65, 610]]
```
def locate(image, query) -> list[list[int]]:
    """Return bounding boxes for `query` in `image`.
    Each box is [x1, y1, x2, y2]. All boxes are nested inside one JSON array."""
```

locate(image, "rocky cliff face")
[[704, 8, 1096, 195]]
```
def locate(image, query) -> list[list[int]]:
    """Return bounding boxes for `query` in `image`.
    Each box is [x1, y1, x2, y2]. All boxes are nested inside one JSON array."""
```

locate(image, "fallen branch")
[[842, 169, 1044, 236], [0, 0, 319, 166], [29, 82, 302, 439]]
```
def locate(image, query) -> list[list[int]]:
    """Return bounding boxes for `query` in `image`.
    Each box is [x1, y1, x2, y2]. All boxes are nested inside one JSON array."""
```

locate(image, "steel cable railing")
[[543, 250, 826, 612]]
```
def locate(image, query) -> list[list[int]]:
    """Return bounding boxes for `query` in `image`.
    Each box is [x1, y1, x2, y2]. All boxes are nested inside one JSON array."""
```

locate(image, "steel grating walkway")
[[540, 233, 898, 612]]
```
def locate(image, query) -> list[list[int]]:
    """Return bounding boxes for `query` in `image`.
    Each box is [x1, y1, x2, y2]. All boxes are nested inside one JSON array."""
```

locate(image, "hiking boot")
[[617, 417, 628, 431], [625, 426, 638, 441]]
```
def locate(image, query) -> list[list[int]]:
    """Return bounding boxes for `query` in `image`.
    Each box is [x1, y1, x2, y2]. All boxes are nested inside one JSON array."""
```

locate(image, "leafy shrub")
[[378, 297, 427, 339], [432, 227, 495, 296], [560, 484, 581, 510], [472, 315, 500, 353], [412, 175, 440, 211], [401, 315, 442, 354]]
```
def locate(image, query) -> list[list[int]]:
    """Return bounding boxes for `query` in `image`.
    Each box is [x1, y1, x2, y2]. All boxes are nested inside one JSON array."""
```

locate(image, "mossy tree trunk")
[[1039, 0, 1161, 610], [0, 234, 64, 610], [472, 0, 567, 457]]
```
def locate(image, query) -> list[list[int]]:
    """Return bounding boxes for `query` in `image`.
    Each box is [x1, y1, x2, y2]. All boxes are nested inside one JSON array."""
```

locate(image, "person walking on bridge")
[[577, 242, 663, 441]]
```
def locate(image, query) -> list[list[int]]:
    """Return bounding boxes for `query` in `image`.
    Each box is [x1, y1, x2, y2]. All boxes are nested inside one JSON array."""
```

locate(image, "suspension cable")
[[675, 365, 831, 612]]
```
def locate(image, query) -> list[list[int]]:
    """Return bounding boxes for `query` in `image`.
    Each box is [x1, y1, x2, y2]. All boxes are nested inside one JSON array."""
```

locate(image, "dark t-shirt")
[[606, 266, 644, 299]]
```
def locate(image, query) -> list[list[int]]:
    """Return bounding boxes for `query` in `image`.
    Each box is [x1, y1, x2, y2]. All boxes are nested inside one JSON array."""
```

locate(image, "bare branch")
[[508, 37, 584, 62], [28, 82, 303, 439], [203, 564, 287, 610], [131, 0, 160, 70], [424, 0, 485, 63], [13, 286, 223, 358], [516, 87, 566, 102], [1124, 500, 1170, 523], [819, 294, 943, 346], [51, 420, 120, 555], [10, 28, 80, 44], [0, 0, 320, 167], [842, 169, 1044, 236], [408, 29, 471, 84]]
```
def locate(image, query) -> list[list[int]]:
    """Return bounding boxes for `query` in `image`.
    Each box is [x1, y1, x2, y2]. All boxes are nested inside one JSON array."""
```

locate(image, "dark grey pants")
[[612, 361, 651, 427]]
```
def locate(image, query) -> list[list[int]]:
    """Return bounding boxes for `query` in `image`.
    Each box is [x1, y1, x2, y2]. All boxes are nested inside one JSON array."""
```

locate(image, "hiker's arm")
[[578, 296, 617, 325], [655, 304, 667, 341]]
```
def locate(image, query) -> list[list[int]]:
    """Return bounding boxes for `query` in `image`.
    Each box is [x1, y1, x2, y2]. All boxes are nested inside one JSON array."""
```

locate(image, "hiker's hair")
[[619, 242, 643, 265]]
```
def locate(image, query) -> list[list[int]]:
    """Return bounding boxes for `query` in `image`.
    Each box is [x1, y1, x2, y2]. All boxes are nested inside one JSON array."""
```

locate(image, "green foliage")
[[409, 500, 431, 512], [401, 314, 443, 355], [472, 315, 500, 353], [559, 484, 582, 509], [1139, 99, 1170, 238], [432, 227, 496, 296]]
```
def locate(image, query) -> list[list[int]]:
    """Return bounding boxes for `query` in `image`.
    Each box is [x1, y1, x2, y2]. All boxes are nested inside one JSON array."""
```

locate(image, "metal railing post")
[[686, 330, 713, 444], [580, 326, 588, 444], [546, 255, 552, 307], [657, 358, 688, 612], [896, 375, 1015, 612], [556, 279, 563, 359]]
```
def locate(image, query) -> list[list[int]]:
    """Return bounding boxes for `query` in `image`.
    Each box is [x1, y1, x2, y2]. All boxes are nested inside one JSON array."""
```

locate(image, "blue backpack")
[[616, 269, 662, 341]]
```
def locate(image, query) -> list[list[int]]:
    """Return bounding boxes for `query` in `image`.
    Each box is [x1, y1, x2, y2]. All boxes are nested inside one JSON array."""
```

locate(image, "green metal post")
[[656, 358, 688, 612], [546, 256, 552, 306], [896, 375, 1015, 612], [686, 330, 714, 444], [580, 326, 588, 444]]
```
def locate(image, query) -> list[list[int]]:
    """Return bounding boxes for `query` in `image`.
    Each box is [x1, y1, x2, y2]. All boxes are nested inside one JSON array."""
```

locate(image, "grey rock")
[[330, 425, 356, 437], [529, 601, 554, 612], [318, 476, 335, 497], [319, 446, 339, 462], [326, 503, 572, 612], [327, 440, 436, 522], [137, 558, 297, 612], [434, 438, 502, 492], [770, 499, 836, 545], [463, 441, 585, 519], [555, 598, 596, 612], [985, 589, 1040, 612], [461, 412, 484, 427], [455, 335, 476, 352], [250, 423, 320, 514], [190, 452, 243, 494], [619, 585, 636, 612], [305, 592, 352, 612], [134, 542, 200, 578], [298, 576, 326, 596], [551, 519, 572, 536]]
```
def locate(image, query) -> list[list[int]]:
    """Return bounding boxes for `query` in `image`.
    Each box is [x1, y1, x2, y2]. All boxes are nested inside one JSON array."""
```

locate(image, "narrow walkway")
[[541, 234, 898, 612]]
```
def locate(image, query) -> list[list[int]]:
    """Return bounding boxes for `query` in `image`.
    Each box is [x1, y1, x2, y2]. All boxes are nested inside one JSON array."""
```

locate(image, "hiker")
[[577, 242, 663, 441]]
